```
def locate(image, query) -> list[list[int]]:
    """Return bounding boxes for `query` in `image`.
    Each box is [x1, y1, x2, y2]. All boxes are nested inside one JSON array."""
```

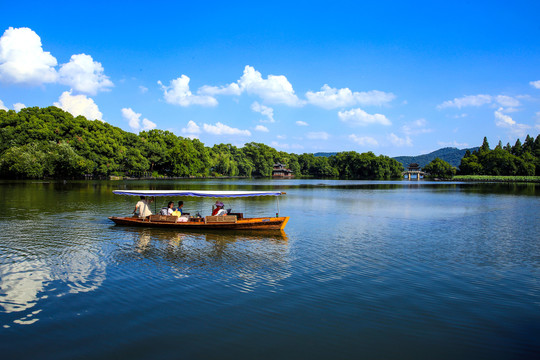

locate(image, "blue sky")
[[1, 0, 539, 156]]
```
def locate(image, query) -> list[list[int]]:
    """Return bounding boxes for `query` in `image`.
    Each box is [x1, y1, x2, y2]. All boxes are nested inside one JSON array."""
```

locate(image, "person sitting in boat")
[[173, 201, 184, 215], [160, 201, 175, 216], [212, 201, 228, 216], [134, 196, 152, 218]]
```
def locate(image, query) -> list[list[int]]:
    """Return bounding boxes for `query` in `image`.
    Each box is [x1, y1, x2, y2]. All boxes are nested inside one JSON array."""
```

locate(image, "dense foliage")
[[458, 136, 540, 176], [0, 106, 404, 180], [422, 158, 456, 179]]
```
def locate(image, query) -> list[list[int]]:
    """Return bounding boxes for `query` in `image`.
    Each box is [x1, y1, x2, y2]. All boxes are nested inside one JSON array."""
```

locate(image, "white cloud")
[[181, 120, 201, 137], [0, 27, 113, 94], [276, 135, 286, 139], [58, 54, 113, 95], [0, 99, 7, 111], [338, 108, 391, 126], [349, 134, 378, 146], [54, 91, 103, 121], [270, 141, 304, 150], [495, 95, 520, 108], [438, 94, 521, 110], [203, 122, 251, 136], [536, 112, 540, 130], [251, 101, 274, 122], [306, 131, 329, 140], [306, 84, 395, 109], [139, 85, 148, 93], [0, 27, 58, 84], [199, 82, 242, 96], [296, 120, 308, 126], [494, 107, 529, 137], [388, 133, 412, 147], [437, 94, 492, 109], [121, 108, 156, 132], [494, 108, 516, 126], [402, 118, 432, 135], [437, 140, 469, 148], [530, 80, 540, 89], [158, 75, 218, 107], [13, 103, 26, 112], [199, 65, 302, 106], [254, 125, 269, 132]]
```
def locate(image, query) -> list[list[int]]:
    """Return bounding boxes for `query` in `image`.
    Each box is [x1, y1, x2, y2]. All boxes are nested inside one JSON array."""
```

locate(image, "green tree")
[[423, 158, 456, 179]]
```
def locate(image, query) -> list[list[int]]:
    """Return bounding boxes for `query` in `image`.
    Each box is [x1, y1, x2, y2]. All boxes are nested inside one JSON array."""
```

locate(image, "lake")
[[0, 179, 539, 359]]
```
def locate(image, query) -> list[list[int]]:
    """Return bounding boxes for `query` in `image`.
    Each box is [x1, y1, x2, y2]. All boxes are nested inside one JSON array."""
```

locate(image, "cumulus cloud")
[[58, 54, 113, 95], [494, 107, 529, 137], [296, 120, 308, 126], [338, 108, 391, 126], [158, 75, 218, 107], [121, 108, 156, 132], [254, 125, 269, 132], [251, 101, 274, 122], [349, 134, 378, 146], [54, 91, 103, 121], [530, 80, 540, 89], [437, 94, 521, 109], [13, 103, 26, 112], [181, 120, 202, 137], [270, 141, 304, 150], [199, 82, 242, 96], [203, 122, 251, 136], [199, 65, 302, 106], [0, 27, 58, 84], [0, 99, 7, 111], [495, 95, 520, 108], [306, 84, 395, 109], [388, 133, 412, 147], [437, 94, 492, 109], [0, 27, 112, 94], [306, 131, 329, 140], [494, 108, 516, 127]]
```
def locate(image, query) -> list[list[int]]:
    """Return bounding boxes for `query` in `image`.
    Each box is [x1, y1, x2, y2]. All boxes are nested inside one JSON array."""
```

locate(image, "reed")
[[453, 175, 540, 183]]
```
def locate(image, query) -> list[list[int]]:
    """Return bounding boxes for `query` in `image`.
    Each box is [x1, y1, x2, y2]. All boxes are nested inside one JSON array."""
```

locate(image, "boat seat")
[[205, 215, 237, 224], [148, 215, 179, 223]]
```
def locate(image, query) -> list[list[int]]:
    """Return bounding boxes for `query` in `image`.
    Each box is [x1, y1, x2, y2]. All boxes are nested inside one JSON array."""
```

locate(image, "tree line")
[[421, 135, 540, 179], [0, 106, 404, 180], [458, 136, 540, 176]]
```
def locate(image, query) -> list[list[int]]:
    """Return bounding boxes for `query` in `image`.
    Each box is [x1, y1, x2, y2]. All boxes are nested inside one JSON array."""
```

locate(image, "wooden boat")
[[108, 190, 289, 231]]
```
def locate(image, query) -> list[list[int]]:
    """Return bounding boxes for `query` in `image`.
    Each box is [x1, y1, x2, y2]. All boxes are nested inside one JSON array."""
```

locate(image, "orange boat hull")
[[109, 216, 289, 230]]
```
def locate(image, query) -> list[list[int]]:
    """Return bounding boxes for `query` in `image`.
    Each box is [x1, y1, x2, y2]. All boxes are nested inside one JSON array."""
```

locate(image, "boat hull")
[[108, 216, 289, 230]]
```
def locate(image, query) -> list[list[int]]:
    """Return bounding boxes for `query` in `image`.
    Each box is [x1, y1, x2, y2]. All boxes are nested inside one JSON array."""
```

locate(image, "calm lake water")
[[1, 179, 539, 359]]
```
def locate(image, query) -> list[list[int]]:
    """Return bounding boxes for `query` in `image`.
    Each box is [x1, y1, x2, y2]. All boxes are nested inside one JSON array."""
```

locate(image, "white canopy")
[[112, 190, 285, 198]]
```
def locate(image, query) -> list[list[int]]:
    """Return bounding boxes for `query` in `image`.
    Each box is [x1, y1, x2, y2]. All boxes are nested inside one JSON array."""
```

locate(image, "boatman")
[[134, 196, 152, 218]]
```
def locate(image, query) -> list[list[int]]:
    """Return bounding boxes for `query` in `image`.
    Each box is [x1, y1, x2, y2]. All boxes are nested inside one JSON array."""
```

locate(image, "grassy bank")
[[452, 175, 540, 183]]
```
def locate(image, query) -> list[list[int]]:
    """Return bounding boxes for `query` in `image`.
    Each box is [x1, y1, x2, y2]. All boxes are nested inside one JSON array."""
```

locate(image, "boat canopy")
[[112, 190, 285, 198]]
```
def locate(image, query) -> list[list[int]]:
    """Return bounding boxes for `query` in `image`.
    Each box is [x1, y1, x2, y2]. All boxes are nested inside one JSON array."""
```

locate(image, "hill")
[[315, 147, 478, 168], [393, 147, 479, 168]]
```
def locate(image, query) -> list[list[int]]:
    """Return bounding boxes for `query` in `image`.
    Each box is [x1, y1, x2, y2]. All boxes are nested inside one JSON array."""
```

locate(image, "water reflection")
[[112, 227, 291, 292]]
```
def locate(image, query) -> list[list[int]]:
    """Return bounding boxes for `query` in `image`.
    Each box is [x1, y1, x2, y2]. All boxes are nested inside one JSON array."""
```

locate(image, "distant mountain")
[[314, 147, 479, 169], [393, 147, 479, 168], [314, 152, 337, 157]]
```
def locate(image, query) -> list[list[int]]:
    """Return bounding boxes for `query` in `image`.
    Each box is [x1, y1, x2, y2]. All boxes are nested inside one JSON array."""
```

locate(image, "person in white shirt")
[[134, 196, 152, 218], [160, 201, 174, 215]]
